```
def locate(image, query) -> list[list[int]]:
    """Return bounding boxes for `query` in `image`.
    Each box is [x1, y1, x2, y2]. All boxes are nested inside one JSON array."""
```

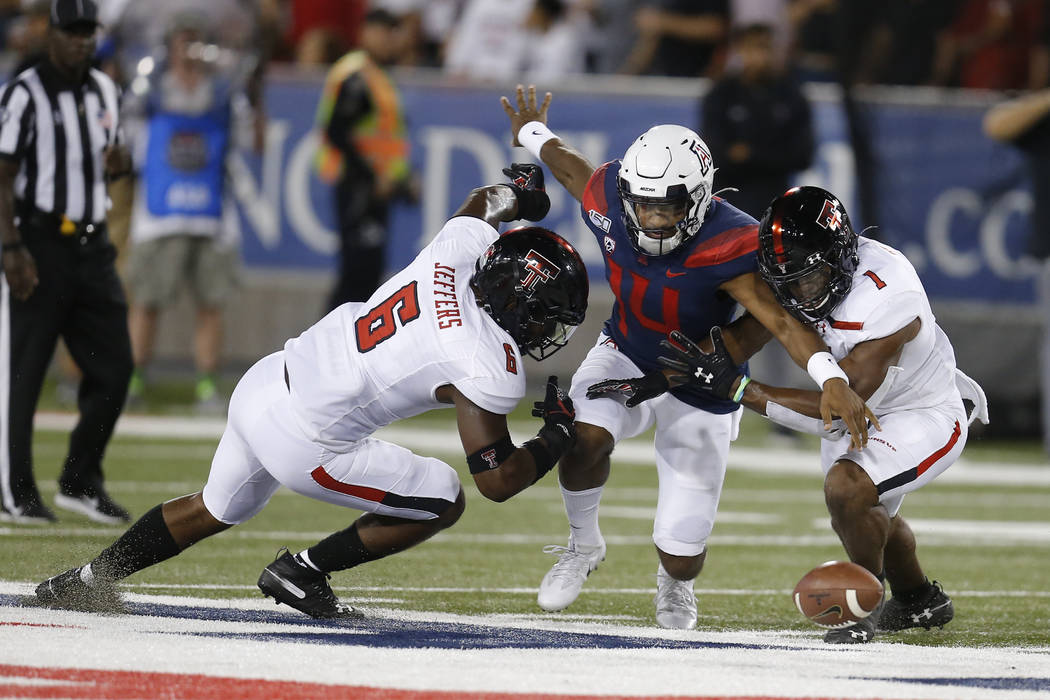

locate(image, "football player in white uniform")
[[654, 186, 989, 643], [35, 165, 590, 619]]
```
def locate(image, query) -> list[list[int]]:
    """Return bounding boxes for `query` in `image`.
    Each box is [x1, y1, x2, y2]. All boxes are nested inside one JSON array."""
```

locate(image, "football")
[[792, 560, 884, 629]]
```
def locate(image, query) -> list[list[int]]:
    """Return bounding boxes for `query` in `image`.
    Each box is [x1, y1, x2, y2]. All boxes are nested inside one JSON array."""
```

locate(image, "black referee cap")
[[50, 0, 101, 29]]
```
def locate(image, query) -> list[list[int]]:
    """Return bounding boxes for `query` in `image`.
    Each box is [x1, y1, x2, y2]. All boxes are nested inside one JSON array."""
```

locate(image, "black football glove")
[[531, 375, 575, 454], [658, 327, 744, 401], [503, 163, 550, 222], [586, 371, 669, 408]]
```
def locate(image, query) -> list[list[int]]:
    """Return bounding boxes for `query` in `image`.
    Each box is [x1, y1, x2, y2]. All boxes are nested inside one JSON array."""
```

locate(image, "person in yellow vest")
[[315, 8, 417, 311]]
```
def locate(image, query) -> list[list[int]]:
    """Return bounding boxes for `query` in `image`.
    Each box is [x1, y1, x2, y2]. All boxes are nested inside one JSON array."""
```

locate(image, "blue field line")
[[865, 676, 1050, 692]]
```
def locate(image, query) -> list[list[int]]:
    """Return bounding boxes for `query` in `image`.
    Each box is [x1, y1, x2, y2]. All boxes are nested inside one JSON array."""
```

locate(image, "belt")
[[20, 210, 105, 239]]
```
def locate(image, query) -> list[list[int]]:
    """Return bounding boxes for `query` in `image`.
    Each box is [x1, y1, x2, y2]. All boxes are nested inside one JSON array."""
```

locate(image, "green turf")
[[9, 410, 1050, 648]]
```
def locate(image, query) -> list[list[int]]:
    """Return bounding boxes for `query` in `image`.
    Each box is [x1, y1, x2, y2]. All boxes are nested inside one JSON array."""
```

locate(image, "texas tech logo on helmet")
[[817, 199, 843, 231], [521, 249, 561, 295]]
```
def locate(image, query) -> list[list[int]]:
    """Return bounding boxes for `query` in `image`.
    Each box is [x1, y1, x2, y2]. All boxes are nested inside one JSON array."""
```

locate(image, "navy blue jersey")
[[582, 161, 759, 413]]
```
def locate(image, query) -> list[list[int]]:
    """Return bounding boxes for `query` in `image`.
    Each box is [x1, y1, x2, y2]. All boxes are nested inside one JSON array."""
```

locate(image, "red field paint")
[[0, 664, 895, 700]]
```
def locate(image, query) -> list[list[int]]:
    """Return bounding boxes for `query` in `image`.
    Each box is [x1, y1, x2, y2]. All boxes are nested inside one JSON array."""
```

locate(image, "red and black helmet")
[[757, 186, 859, 322], [471, 226, 588, 360]]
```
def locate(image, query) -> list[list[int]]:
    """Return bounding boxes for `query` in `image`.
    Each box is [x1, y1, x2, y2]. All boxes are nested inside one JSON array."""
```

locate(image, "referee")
[[0, 0, 133, 524]]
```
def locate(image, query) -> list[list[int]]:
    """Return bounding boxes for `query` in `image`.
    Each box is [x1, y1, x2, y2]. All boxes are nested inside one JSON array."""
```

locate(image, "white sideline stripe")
[[34, 412, 1050, 486], [598, 506, 782, 524], [809, 516, 1050, 542], [5, 526, 1050, 547]]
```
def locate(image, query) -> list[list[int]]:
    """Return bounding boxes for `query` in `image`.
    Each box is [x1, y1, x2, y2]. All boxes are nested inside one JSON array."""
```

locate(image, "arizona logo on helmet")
[[817, 198, 843, 231], [521, 249, 560, 294], [688, 139, 713, 176]]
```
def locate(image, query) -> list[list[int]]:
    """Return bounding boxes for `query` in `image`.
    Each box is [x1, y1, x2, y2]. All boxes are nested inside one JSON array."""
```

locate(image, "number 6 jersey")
[[282, 216, 526, 450]]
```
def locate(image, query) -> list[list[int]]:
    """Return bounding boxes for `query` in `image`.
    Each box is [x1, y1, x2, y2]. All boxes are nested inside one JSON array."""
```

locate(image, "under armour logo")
[[850, 629, 869, 640], [694, 368, 714, 384], [912, 609, 933, 623]]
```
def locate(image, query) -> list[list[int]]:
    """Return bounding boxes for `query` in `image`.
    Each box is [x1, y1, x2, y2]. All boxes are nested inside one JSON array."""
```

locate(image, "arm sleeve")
[[0, 84, 32, 160]]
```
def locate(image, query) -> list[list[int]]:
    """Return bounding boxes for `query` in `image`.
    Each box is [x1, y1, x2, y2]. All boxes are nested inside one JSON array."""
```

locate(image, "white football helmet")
[[617, 124, 715, 256]]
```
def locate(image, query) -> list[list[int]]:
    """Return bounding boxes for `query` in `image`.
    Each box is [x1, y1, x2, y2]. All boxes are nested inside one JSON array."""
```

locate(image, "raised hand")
[[658, 327, 743, 401], [586, 372, 669, 408], [500, 84, 552, 147]]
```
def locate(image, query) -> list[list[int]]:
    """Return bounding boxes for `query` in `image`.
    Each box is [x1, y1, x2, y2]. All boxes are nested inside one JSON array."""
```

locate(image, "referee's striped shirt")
[[0, 59, 122, 226]]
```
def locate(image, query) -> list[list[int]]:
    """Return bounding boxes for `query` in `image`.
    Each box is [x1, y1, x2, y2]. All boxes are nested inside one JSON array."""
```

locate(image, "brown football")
[[792, 560, 884, 629]]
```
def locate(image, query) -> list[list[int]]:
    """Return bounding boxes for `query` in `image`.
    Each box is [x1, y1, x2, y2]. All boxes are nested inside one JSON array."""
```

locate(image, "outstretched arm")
[[443, 377, 574, 502], [720, 271, 880, 448], [737, 318, 919, 421], [983, 88, 1050, 142], [500, 84, 596, 203]]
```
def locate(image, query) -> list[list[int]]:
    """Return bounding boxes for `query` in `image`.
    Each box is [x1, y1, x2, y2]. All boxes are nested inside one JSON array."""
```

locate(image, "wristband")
[[732, 375, 751, 403], [1, 240, 25, 252], [807, 351, 849, 388], [518, 121, 557, 159]]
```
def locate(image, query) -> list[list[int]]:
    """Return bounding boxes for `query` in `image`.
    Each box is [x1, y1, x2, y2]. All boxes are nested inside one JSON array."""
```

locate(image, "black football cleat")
[[878, 580, 954, 632], [257, 548, 364, 620], [823, 613, 878, 644], [34, 567, 126, 613]]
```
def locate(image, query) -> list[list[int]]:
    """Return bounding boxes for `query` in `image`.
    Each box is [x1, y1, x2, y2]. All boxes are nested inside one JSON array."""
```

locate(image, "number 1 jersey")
[[282, 216, 526, 450]]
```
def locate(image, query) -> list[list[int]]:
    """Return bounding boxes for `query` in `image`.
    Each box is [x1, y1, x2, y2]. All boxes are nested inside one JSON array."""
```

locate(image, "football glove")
[[659, 327, 744, 402], [531, 375, 575, 454], [503, 163, 550, 221], [586, 371, 669, 408]]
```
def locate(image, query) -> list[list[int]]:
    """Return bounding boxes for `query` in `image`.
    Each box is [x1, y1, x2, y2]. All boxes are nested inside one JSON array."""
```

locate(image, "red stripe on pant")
[[311, 466, 387, 503]]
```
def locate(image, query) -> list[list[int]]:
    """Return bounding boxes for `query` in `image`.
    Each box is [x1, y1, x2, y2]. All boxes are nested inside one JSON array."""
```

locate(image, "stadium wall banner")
[[231, 74, 1034, 304]]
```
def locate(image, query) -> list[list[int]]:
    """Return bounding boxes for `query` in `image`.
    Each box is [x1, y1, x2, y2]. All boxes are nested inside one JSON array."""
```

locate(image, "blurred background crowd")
[[1, 0, 1047, 446], [1, 0, 1049, 89]]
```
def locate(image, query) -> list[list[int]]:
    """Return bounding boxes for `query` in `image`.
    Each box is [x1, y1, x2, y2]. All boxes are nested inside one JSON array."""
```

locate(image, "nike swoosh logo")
[[532, 130, 543, 135], [666, 271, 686, 277]]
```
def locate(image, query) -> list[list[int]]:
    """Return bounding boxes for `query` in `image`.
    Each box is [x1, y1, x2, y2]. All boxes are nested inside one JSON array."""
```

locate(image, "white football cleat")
[[537, 537, 606, 612], [655, 565, 697, 630]]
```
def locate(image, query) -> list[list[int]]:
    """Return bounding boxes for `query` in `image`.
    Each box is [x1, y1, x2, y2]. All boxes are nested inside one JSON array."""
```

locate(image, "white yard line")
[[34, 412, 1050, 486]]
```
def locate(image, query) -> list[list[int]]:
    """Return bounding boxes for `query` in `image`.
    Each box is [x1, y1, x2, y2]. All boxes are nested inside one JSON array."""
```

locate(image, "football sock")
[[892, 577, 932, 603], [89, 505, 181, 582], [306, 522, 382, 573], [560, 481, 604, 549], [294, 550, 322, 572]]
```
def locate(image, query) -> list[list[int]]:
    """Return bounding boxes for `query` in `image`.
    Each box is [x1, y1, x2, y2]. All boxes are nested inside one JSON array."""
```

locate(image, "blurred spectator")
[[316, 8, 417, 310], [984, 88, 1050, 454], [370, 0, 464, 68], [787, 0, 837, 83], [5, 0, 48, 75], [851, 1, 956, 86], [702, 22, 813, 219], [701, 21, 815, 443], [444, 0, 533, 80], [932, 0, 1045, 90], [577, 0, 637, 73], [521, 0, 586, 81], [623, 0, 729, 77], [123, 13, 255, 413], [287, 0, 366, 65], [730, 0, 790, 63]]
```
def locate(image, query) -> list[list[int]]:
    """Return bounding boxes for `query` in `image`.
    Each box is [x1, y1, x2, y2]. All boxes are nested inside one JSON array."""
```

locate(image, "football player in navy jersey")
[[501, 85, 877, 629]]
